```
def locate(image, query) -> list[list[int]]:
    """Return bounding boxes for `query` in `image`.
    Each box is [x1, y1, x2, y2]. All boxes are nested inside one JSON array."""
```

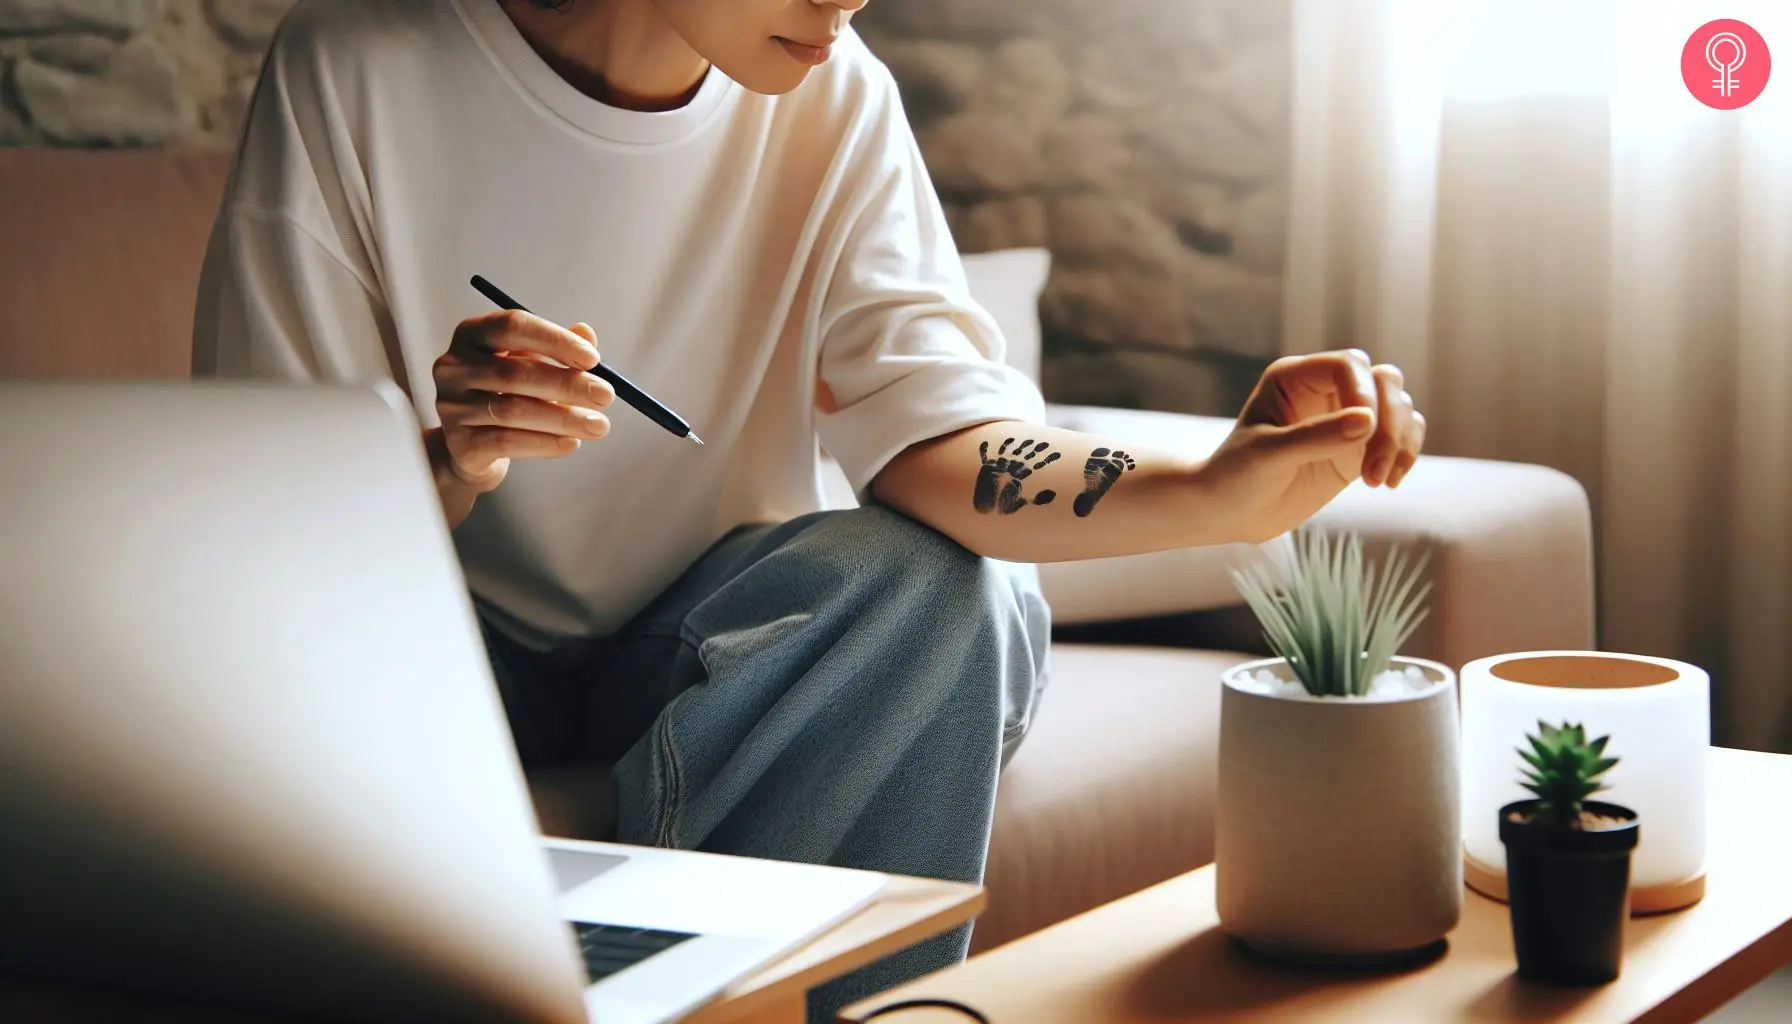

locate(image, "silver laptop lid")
[[0, 380, 587, 1024]]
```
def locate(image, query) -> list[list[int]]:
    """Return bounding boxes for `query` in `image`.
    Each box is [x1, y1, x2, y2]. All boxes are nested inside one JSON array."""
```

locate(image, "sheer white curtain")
[[1284, 0, 1792, 750]]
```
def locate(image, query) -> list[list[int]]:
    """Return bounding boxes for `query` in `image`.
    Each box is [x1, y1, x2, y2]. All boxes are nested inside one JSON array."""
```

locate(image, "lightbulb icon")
[[1706, 31, 1747, 97]]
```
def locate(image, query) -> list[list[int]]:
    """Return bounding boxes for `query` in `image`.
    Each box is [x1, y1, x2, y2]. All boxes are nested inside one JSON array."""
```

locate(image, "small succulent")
[[1517, 721, 1620, 829], [1229, 526, 1432, 697]]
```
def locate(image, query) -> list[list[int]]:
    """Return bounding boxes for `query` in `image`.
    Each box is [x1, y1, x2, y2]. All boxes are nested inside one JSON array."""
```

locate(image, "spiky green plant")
[[1517, 721, 1620, 829], [1228, 526, 1433, 697]]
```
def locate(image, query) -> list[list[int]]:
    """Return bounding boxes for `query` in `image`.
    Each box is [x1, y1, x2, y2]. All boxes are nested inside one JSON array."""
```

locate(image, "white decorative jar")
[[1216, 655, 1463, 964], [1460, 651, 1709, 913]]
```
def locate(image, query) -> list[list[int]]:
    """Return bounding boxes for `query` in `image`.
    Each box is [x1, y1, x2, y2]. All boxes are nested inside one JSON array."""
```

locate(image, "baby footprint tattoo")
[[1073, 448, 1136, 517], [974, 438, 1061, 515]]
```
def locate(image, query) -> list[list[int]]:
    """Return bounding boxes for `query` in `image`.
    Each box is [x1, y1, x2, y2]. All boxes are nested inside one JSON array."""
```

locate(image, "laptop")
[[0, 380, 889, 1024]]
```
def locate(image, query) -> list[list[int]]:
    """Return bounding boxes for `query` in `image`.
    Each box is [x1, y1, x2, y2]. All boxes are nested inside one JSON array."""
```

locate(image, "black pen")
[[469, 275, 704, 446]]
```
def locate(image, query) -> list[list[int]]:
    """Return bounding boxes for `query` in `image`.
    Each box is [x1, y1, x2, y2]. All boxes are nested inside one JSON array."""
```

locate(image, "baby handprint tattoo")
[[974, 438, 1061, 515], [971, 439, 1139, 518]]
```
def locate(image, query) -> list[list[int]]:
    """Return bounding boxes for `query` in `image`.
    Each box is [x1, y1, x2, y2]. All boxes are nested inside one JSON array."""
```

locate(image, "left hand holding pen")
[[1198, 349, 1426, 544]]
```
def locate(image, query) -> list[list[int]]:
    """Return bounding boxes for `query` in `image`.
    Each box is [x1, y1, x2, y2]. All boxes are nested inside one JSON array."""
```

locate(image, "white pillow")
[[960, 248, 1049, 384]]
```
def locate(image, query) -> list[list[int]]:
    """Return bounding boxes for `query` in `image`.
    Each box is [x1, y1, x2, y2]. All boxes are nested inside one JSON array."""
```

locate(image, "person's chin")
[[733, 62, 813, 96]]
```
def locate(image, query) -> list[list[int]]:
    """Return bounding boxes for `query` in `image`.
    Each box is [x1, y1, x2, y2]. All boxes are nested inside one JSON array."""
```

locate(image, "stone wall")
[[0, 0, 287, 149], [1, 0, 1290, 414], [855, 0, 1290, 413]]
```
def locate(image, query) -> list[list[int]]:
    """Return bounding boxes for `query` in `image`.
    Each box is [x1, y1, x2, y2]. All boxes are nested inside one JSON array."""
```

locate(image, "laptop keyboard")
[[571, 921, 699, 983]]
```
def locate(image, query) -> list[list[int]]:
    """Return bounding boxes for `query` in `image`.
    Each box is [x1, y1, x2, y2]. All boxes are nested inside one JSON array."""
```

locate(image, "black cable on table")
[[855, 996, 992, 1022]]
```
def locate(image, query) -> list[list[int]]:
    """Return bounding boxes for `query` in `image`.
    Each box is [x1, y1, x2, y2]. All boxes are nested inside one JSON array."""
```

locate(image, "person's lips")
[[775, 36, 834, 66]]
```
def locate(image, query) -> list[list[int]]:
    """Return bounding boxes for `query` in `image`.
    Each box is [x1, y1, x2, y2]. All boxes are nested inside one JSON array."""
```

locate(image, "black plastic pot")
[[1499, 799, 1639, 985]]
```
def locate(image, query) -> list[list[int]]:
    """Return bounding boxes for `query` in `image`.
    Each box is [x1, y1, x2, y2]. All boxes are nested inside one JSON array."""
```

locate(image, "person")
[[191, 0, 1426, 1017]]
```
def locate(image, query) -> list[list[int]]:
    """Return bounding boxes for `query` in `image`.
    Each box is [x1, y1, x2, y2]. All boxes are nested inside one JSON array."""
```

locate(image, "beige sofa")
[[0, 149, 1597, 954]]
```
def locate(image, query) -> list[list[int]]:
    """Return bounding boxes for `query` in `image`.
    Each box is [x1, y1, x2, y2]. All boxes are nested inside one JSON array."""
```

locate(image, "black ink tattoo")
[[973, 438, 1061, 515], [1073, 447, 1136, 517]]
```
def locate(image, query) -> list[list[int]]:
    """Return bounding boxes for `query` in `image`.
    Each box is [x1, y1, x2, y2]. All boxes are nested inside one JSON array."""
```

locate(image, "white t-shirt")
[[193, 0, 1046, 648]]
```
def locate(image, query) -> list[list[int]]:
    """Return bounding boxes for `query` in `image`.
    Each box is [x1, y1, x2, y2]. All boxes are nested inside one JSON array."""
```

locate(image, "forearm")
[[423, 428, 483, 531], [871, 420, 1234, 562]]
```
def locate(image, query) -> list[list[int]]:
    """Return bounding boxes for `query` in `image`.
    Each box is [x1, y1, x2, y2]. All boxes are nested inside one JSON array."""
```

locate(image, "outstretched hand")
[[1200, 349, 1425, 543]]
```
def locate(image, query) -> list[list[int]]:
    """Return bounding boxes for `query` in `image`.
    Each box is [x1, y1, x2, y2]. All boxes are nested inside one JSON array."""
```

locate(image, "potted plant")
[[1216, 526, 1462, 965], [1502, 721, 1639, 985]]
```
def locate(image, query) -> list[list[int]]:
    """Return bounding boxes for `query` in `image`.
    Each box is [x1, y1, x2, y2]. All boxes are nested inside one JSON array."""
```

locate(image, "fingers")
[[439, 353, 615, 411], [1364, 364, 1405, 486], [451, 391, 611, 440], [1364, 363, 1426, 487], [435, 316, 614, 415], [1250, 406, 1375, 465], [446, 426, 584, 477], [450, 309, 600, 371], [433, 316, 615, 483], [1246, 349, 1378, 427], [1239, 347, 1428, 489], [1315, 348, 1377, 410], [1387, 410, 1426, 488]]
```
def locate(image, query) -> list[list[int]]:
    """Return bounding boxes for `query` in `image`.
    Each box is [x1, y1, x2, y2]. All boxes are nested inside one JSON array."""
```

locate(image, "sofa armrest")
[[1039, 404, 1596, 668]]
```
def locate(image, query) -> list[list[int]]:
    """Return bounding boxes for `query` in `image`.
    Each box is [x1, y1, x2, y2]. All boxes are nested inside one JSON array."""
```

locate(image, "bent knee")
[[824, 506, 975, 563], [793, 507, 1048, 651], [833, 506, 1048, 661], [804, 508, 1050, 750], [833, 508, 1043, 614]]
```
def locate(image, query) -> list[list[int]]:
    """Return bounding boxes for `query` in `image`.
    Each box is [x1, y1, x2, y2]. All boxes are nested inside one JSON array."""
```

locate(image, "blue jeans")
[[479, 507, 1051, 1021]]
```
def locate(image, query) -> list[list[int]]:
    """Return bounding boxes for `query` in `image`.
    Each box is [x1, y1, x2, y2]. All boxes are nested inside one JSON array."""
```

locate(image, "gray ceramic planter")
[[1215, 656, 1463, 965]]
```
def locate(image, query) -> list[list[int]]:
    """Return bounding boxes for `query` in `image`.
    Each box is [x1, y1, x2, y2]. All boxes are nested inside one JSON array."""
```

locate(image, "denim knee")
[[807, 506, 1006, 610], [810, 506, 1050, 757]]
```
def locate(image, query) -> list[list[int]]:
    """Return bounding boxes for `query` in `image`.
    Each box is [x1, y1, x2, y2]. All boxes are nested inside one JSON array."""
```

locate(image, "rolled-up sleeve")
[[812, 67, 1046, 500]]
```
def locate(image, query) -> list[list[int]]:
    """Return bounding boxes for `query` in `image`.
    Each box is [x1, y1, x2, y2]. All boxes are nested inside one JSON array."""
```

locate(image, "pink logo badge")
[[1682, 19, 1771, 109]]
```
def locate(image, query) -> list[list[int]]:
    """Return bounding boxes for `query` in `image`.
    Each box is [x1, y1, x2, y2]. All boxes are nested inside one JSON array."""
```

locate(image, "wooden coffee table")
[[843, 747, 1792, 1023]]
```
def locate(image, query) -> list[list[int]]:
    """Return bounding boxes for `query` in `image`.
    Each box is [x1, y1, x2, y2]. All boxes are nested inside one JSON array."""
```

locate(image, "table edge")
[[694, 876, 985, 1024]]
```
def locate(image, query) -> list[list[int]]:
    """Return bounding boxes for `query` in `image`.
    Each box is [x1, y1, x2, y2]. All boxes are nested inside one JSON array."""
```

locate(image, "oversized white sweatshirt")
[[193, 0, 1045, 647]]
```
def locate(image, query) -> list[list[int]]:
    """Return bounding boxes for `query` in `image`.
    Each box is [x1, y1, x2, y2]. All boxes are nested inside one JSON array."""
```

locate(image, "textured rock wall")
[[0, 0, 1290, 414], [855, 0, 1291, 413], [0, 0, 288, 149]]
